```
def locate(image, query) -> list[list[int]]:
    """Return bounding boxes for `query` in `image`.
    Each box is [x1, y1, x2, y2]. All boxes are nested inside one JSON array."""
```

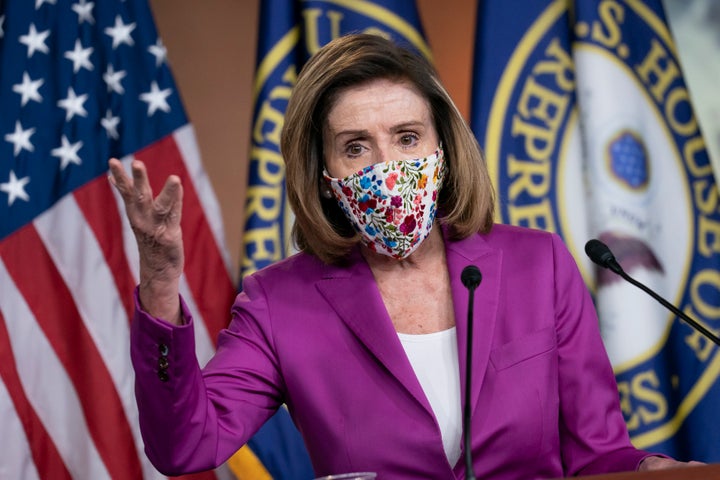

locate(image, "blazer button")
[[158, 343, 169, 356], [158, 356, 169, 369], [158, 370, 169, 382]]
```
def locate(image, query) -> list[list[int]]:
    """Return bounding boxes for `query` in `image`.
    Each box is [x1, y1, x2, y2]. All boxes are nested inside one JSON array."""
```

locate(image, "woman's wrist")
[[138, 277, 182, 325]]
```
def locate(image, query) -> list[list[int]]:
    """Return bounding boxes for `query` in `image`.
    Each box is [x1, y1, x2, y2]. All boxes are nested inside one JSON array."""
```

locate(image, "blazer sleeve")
[[550, 234, 655, 475], [130, 275, 284, 475]]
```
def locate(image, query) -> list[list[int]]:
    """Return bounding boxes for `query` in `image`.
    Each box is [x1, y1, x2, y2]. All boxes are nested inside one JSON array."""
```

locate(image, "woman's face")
[[322, 78, 439, 179]]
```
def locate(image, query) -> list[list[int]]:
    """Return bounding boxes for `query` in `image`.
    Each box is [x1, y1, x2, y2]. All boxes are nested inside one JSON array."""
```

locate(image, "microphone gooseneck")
[[584, 239, 720, 346], [460, 265, 481, 480]]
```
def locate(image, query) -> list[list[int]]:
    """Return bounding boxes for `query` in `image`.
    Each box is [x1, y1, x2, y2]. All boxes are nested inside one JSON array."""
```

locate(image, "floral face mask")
[[323, 145, 445, 259]]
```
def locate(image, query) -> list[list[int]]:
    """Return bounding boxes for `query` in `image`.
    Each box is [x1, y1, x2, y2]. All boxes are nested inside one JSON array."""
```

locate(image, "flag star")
[[0, 171, 31, 206], [101, 110, 120, 139], [4, 121, 36, 156], [19, 24, 51, 58], [51, 135, 83, 169], [57, 87, 89, 121], [104, 15, 136, 49], [35, 0, 57, 8], [12, 72, 44, 106], [64, 39, 94, 73], [148, 38, 167, 67], [71, 0, 95, 24], [139, 81, 172, 116], [103, 64, 126, 94]]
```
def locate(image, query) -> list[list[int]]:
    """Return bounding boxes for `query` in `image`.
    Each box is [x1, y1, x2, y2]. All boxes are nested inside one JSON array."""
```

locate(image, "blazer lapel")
[[315, 248, 433, 415], [314, 232, 503, 424], [445, 230, 502, 420]]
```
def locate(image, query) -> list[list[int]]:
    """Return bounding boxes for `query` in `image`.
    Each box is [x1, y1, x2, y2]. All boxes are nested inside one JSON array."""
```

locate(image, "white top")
[[398, 327, 462, 466]]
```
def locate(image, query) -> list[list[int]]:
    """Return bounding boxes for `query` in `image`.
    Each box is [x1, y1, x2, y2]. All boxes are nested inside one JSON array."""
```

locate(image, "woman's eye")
[[399, 134, 418, 146], [346, 143, 364, 156]]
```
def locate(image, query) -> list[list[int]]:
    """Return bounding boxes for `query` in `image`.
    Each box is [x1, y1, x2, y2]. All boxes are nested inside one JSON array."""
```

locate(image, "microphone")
[[461, 265, 481, 480], [585, 239, 720, 346]]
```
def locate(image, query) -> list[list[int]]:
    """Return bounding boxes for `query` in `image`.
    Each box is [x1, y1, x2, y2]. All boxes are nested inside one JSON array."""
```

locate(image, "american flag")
[[0, 0, 235, 478]]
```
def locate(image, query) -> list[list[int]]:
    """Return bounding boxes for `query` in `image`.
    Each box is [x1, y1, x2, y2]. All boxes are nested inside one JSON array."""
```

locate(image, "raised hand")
[[108, 158, 185, 324]]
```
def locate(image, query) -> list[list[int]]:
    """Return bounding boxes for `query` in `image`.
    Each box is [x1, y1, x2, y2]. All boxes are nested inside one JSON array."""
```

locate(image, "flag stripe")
[[0, 258, 110, 479], [0, 310, 69, 480], [0, 383, 40, 480], [32, 189, 169, 479], [74, 174, 137, 324], [0, 226, 143, 479], [174, 125, 232, 277], [34, 193, 133, 389]]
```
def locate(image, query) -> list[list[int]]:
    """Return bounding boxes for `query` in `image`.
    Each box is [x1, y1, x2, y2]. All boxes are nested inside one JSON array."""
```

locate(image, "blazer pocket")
[[490, 326, 557, 371]]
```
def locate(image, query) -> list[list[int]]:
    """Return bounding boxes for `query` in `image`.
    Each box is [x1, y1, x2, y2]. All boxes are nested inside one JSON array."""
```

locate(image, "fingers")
[[107, 158, 185, 296], [130, 160, 153, 203], [107, 157, 127, 190], [108, 158, 178, 209], [108, 158, 152, 202], [107, 157, 184, 227], [154, 175, 183, 223]]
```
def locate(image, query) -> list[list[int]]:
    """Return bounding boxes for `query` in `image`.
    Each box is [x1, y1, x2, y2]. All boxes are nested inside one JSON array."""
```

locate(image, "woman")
[[109, 34, 694, 478]]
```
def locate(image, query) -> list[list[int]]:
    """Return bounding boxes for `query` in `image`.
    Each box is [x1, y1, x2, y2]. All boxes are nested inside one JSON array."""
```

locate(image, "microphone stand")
[[461, 266, 481, 480]]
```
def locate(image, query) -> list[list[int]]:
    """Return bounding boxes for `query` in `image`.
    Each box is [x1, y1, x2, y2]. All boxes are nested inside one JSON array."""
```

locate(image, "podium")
[[573, 463, 720, 479]]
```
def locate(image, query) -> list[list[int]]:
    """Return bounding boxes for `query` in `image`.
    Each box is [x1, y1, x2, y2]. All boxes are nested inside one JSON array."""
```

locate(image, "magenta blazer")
[[131, 224, 653, 478]]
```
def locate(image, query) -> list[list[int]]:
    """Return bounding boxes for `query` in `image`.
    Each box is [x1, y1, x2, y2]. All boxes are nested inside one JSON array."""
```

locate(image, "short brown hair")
[[281, 33, 495, 264]]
